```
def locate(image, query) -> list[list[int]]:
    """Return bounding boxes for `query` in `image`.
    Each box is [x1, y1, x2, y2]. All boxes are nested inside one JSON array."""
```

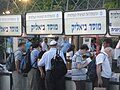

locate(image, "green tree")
[[103, 0, 120, 9], [0, 0, 8, 14]]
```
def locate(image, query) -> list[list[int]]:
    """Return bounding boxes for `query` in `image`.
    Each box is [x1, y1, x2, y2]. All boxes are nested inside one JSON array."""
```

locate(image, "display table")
[[65, 77, 92, 90], [109, 81, 120, 90], [65, 74, 88, 90], [65, 78, 120, 90], [0, 71, 12, 90], [66, 80, 76, 90], [65, 72, 120, 90], [0, 70, 119, 90]]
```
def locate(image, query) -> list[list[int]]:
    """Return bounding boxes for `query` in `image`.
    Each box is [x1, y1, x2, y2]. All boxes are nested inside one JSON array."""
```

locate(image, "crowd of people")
[[12, 36, 71, 90], [11, 36, 113, 90], [72, 38, 113, 90]]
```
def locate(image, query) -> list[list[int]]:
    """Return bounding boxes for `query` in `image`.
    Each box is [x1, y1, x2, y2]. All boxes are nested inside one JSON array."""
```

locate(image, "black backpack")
[[6, 52, 16, 72], [87, 53, 107, 81], [20, 50, 32, 73], [51, 50, 67, 79], [20, 50, 40, 73], [6, 50, 21, 72], [86, 59, 97, 81]]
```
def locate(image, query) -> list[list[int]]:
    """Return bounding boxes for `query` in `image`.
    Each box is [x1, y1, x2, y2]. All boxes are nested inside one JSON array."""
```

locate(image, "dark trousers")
[[38, 71, 45, 90], [102, 77, 110, 90], [45, 71, 66, 90], [28, 69, 45, 90]]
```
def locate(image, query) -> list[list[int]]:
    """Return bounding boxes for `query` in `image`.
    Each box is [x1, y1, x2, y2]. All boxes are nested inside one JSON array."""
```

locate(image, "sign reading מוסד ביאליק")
[[64, 9, 107, 35], [26, 11, 63, 35], [0, 15, 22, 36]]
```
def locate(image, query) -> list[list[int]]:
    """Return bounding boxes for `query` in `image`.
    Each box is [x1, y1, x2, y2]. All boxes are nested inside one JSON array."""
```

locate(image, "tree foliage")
[[103, 0, 119, 9], [1, 0, 120, 14], [0, 0, 8, 14]]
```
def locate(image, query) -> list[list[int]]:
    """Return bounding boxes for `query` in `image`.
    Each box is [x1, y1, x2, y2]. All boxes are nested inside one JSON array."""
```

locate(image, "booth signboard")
[[64, 9, 106, 35], [0, 15, 22, 36], [26, 11, 63, 35], [109, 10, 120, 36]]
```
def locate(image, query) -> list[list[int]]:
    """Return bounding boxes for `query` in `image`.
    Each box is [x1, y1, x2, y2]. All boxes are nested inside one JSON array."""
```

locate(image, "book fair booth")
[[0, 9, 120, 90]]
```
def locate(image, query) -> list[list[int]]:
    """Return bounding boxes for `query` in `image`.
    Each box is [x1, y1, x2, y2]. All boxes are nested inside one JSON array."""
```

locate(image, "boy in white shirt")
[[96, 47, 113, 90]]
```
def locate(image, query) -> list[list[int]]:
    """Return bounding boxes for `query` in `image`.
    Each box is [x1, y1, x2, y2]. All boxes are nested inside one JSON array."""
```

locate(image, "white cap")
[[50, 40, 57, 46]]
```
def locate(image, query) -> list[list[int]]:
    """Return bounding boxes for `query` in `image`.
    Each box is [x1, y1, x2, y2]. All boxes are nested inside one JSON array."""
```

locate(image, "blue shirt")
[[60, 40, 71, 53], [14, 48, 23, 62], [26, 42, 32, 52], [31, 48, 40, 68], [72, 50, 87, 80]]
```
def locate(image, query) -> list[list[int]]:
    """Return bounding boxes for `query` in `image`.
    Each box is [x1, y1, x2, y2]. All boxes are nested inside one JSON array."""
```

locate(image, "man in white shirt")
[[38, 40, 66, 90], [41, 38, 49, 51], [101, 38, 112, 52], [96, 47, 113, 90]]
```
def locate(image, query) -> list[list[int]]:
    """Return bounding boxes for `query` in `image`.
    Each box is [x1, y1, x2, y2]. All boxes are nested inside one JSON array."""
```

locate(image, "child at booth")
[[77, 53, 92, 69]]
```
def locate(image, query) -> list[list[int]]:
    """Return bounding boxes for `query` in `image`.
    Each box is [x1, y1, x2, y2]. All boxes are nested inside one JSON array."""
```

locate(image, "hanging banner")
[[109, 10, 120, 36], [0, 15, 22, 36], [64, 9, 107, 35], [26, 11, 63, 35]]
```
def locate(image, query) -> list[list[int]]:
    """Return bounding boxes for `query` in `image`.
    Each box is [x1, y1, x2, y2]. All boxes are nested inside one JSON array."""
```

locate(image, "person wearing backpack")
[[77, 53, 93, 78], [72, 44, 89, 90], [12, 42, 26, 90], [72, 44, 89, 80], [96, 47, 113, 90], [38, 40, 67, 90], [37, 47, 46, 90], [27, 42, 40, 90], [76, 53, 96, 88], [101, 38, 113, 52], [26, 38, 32, 52]]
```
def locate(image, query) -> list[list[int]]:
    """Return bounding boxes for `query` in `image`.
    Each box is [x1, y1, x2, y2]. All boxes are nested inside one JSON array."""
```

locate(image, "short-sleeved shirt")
[[41, 42, 48, 51], [96, 52, 112, 78], [31, 48, 40, 68], [60, 40, 71, 53], [86, 58, 92, 64], [14, 48, 23, 62], [38, 48, 66, 71], [72, 50, 82, 66], [72, 50, 88, 80], [26, 42, 32, 51]]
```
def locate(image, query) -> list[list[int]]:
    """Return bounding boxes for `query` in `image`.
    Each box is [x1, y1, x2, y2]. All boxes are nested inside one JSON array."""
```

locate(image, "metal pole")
[[96, 35, 99, 54], [66, 0, 69, 11], [117, 0, 119, 8], [77, 36, 80, 50], [7, 0, 10, 10], [12, 0, 20, 13], [4, 37, 7, 62], [87, 0, 89, 9]]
